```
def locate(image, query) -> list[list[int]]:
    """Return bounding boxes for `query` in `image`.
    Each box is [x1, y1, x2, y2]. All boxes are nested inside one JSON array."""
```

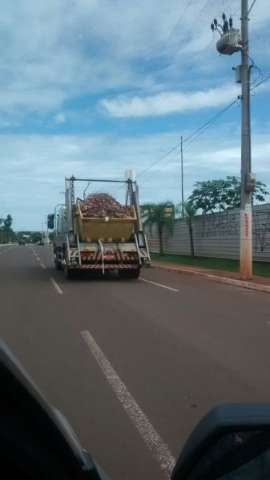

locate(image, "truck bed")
[[74, 202, 137, 243]]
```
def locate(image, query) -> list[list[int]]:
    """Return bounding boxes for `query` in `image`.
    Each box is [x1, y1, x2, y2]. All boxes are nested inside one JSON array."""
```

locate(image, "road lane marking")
[[0, 247, 12, 255], [140, 278, 179, 292], [32, 250, 42, 265], [0, 249, 13, 255], [81, 330, 175, 477], [31, 248, 46, 269], [50, 277, 63, 295]]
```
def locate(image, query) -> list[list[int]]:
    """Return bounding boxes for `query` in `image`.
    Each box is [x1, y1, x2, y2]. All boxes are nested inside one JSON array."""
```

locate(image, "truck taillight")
[[122, 252, 137, 261], [81, 252, 96, 261]]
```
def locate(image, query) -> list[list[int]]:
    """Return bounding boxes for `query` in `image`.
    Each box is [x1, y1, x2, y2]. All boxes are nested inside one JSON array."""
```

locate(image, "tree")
[[4, 214, 12, 230], [30, 231, 42, 243], [141, 202, 175, 255], [188, 176, 269, 214], [0, 214, 15, 243], [17, 231, 42, 244]]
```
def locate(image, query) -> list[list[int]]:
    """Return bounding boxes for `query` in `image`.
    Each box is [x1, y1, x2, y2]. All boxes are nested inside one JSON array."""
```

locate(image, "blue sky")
[[0, 0, 269, 230]]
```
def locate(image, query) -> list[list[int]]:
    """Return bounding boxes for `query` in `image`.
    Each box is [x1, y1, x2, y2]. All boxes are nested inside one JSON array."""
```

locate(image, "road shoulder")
[[152, 261, 270, 294]]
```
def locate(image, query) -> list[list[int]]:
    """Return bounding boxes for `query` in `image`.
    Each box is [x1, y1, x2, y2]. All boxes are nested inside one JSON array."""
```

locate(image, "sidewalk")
[[152, 260, 270, 294]]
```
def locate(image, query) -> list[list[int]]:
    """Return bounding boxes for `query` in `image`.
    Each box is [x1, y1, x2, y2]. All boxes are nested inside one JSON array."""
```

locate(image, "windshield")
[[0, 1, 270, 479]]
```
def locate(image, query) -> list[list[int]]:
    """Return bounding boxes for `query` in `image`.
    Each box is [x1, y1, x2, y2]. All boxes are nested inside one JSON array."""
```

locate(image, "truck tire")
[[64, 266, 76, 279], [119, 268, 140, 279], [54, 259, 62, 271]]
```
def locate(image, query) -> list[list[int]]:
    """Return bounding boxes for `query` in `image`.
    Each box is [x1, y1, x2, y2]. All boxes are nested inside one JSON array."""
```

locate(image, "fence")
[[146, 204, 270, 262]]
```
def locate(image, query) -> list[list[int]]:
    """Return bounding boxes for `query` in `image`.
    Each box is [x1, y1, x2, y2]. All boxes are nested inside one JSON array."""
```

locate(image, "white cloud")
[[0, 88, 66, 113], [1, 127, 270, 229], [101, 84, 240, 117], [0, 1, 269, 231], [0, 0, 268, 119], [54, 112, 66, 124]]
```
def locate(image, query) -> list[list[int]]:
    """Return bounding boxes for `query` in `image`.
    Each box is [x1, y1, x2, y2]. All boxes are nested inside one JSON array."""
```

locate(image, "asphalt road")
[[1, 244, 270, 479]]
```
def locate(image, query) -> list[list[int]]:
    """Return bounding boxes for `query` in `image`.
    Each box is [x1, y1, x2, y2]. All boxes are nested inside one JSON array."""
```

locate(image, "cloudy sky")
[[0, 0, 269, 230]]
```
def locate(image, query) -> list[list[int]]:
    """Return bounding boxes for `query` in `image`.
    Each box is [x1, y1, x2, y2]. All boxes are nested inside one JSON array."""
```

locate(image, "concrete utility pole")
[[180, 136, 184, 217], [239, 0, 253, 280], [211, 1, 254, 280]]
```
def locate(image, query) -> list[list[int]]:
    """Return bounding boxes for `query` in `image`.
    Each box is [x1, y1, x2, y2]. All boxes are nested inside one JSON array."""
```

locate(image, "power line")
[[164, 0, 211, 47], [137, 71, 270, 180], [137, 98, 239, 178], [144, 0, 212, 66], [248, 55, 264, 86], [248, 0, 257, 14], [142, 0, 195, 64], [229, 2, 241, 18], [137, 143, 180, 178], [251, 72, 270, 91], [165, 0, 195, 43], [184, 103, 241, 153], [183, 99, 239, 145]]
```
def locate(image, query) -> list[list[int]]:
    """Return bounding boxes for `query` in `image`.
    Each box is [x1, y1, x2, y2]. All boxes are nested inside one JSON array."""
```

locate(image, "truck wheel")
[[119, 268, 140, 279], [64, 266, 75, 279], [54, 260, 62, 271]]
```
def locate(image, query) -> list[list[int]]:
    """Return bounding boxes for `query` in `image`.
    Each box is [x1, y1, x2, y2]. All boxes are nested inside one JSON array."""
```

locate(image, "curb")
[[152, 263, 270, 295]]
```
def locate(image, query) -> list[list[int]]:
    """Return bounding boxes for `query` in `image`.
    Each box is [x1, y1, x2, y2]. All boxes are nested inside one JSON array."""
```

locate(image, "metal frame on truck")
[[49, 176, 151, 278]]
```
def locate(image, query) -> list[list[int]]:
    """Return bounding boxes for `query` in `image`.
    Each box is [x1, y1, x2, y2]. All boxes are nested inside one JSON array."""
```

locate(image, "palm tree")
[[141, 202, 175, 256]]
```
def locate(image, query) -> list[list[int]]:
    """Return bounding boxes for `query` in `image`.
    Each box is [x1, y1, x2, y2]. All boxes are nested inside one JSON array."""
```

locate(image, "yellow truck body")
[[74, 201, 138, 242]]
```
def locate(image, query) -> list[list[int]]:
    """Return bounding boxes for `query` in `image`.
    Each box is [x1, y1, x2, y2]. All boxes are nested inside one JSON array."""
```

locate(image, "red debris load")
[[80, 193, 132, 218]]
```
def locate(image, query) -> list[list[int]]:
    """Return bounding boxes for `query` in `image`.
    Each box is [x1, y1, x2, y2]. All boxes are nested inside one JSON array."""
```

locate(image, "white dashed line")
[[50, 277, 63, 295], [81, 330, 175, 477], [140, 277, 179, 292], [40, 263, 46, 269]]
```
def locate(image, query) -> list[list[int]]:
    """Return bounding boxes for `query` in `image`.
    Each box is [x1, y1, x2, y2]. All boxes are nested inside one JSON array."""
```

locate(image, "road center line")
[[140, 277, 179, 292], [50, 277, 63, 295], [81, 330, 175, 477]]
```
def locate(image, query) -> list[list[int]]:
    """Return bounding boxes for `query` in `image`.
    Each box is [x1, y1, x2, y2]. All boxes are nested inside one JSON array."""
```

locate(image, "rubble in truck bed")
[[79, 193, 133, 218]]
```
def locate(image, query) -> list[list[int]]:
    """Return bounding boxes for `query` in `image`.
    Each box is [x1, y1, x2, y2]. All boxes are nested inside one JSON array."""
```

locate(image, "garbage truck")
[[47, 175, 151, 278]]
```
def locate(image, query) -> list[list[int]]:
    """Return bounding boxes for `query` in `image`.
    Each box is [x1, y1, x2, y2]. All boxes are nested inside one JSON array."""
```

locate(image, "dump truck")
[[47, 175, 151, 278]]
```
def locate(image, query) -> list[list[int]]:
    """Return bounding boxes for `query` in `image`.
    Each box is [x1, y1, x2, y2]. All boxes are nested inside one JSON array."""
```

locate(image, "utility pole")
[[180, 136, 184, 217], [239, 0, 253, 280], [211, 1, 254, 280]]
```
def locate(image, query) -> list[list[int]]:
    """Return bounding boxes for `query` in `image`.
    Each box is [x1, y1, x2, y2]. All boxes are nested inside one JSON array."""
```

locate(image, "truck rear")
[[48, 175, 150, 278]]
